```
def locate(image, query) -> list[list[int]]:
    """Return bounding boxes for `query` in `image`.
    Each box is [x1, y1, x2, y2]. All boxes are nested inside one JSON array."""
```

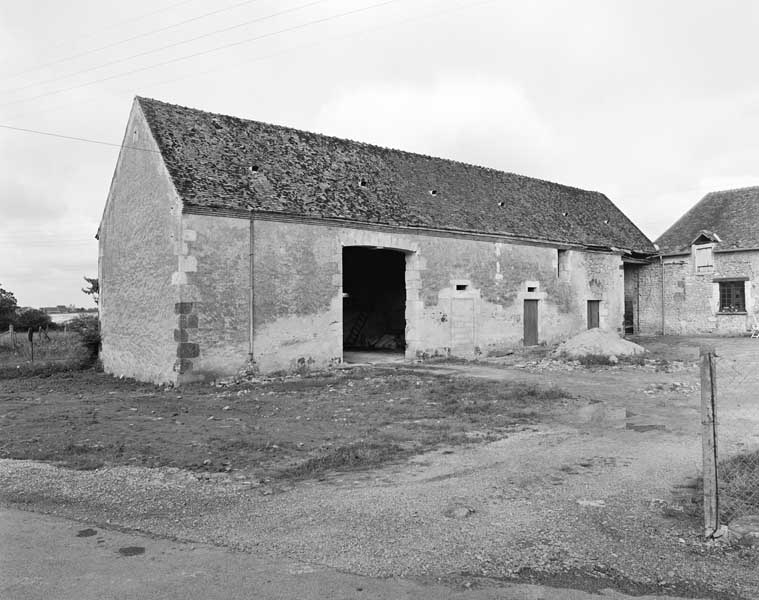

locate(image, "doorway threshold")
[[342, 350, 406, 365]]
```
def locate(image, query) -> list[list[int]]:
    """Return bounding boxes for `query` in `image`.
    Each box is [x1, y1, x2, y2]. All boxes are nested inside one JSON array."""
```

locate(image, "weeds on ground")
[[0, 325, 99, 379], [563, 353, 647, 368]]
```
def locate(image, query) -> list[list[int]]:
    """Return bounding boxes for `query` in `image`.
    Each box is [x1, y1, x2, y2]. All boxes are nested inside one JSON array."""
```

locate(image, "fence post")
[[701, 345, 719, 537]]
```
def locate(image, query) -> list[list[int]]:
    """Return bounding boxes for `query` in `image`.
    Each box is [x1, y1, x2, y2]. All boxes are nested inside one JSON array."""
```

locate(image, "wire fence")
[[0, 326, 82, 362], [702, 344, 759, 537]]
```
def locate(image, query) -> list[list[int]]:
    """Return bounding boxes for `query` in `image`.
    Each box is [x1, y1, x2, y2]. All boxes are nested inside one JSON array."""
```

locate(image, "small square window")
[[456, 284, 468, 291], [527, 286, 537, 293]]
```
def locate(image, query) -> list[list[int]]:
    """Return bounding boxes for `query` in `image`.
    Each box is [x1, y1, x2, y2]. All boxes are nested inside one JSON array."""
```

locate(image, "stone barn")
[[97, 97, 655, 384]]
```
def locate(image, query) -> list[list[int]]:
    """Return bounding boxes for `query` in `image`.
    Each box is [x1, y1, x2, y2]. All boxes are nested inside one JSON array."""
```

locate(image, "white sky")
[[1, 0, 758, 307]]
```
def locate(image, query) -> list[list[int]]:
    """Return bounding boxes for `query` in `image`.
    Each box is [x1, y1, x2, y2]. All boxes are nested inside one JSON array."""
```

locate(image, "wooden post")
[[28, 327, 34, 362], [701, 345, 719, 537]]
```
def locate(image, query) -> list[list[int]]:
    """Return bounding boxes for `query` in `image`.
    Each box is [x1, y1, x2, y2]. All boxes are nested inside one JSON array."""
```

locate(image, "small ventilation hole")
[[359, 179, 367, 187], [249, 165, 259, 173], [429, 189, 437, 196], [456, 284, 468, 291]]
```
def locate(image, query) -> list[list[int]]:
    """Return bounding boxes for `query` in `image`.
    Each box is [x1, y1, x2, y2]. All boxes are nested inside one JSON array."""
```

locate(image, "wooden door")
[[587, 300, 600, 329], [624, 299, 634, 334], [523, 299, 538, 346], [451, 298, 475, 355]]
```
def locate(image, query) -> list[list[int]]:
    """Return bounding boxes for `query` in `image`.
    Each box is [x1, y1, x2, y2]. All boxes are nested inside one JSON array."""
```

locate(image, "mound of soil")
[[555, 328, 645, 359]]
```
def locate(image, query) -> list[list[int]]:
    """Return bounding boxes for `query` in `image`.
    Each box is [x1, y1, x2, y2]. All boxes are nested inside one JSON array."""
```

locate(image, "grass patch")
[[719, 449, 759, 521], [0, 368, 572, 480], [0, 330, 95, 379]]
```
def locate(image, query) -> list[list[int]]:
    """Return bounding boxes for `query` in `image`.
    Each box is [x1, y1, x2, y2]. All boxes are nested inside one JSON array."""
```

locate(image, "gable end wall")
[[99, 102, 182, 383]]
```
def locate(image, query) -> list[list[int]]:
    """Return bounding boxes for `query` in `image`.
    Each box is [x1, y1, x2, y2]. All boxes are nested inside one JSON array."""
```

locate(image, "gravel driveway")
[[2, 338, 758, 599]]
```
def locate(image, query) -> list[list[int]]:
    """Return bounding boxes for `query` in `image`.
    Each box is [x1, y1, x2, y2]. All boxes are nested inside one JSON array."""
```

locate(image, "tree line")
[[0, 277, 98, 331]]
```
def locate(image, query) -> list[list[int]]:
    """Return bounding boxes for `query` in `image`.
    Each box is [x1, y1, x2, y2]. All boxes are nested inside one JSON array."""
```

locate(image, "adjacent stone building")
[[635, 186, 759, 335], [98, 97, 655, 384]]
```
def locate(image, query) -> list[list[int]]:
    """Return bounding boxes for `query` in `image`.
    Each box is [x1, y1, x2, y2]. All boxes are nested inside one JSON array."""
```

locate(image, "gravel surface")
[[3, 346, 759, 599], [1, 421, 756, 599]]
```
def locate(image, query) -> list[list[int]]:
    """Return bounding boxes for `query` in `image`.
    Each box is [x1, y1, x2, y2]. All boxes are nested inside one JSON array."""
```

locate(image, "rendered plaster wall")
[[171, 215, 626, 377], [99, 103, 180, 384], [179, 213, 250, 381], [412, 239, 624, 356], [250, 219, 342, 373], [223, 219, 626, 373], [637, 250, 758, 335]]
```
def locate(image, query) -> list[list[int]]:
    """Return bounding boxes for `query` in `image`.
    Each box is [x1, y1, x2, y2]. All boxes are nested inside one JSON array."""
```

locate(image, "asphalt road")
[[0, 507, 696, 600]]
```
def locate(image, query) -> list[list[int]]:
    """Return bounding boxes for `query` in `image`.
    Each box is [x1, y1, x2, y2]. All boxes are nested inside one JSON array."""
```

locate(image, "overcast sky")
[[1, 0, 758, 307]]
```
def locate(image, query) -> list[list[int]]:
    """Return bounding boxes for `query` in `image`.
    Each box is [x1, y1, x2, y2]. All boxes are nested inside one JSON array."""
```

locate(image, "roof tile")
[[137, 97, 654, 253], [655, 187, 759, 253]]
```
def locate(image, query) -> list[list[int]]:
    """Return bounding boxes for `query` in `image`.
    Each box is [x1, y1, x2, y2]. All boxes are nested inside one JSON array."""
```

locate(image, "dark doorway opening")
[[624, 300, 634, 334], [343, 247, 406, 355]]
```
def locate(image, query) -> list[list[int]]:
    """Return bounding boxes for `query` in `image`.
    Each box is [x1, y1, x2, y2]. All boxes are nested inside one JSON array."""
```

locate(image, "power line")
[[2, 0, 497, 124], [0, 124, 160, 153], [3, 0, 327, 96], [0, 0, 402, 110], [0, 0, 200, 77], [2, 0, 268, 88]]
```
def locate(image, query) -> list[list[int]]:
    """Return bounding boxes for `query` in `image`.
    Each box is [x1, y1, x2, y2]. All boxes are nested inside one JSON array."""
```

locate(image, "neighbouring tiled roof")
[[136, 97, 655, 253], [655, 187, 759, 254]]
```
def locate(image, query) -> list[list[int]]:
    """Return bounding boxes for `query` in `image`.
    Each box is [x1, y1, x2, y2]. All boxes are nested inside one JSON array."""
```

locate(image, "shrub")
[[67, 314, 100, 361]]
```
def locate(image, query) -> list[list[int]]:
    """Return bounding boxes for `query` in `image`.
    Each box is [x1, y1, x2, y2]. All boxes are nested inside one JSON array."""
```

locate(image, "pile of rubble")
[[554, 328, 646, 360]]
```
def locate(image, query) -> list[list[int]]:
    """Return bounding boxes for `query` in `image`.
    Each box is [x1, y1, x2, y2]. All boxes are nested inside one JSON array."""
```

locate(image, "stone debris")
[[444, 505, 476, 519], [554, 328, 646, 359], [728, 515, 759, 546], [642, 382, 699, 395], [577, 499, 606, 507]]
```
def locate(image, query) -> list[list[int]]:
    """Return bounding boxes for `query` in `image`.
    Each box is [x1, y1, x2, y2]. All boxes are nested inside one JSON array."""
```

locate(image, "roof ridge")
[[703, 185, 759, 196], [136, 95, 605, 198]]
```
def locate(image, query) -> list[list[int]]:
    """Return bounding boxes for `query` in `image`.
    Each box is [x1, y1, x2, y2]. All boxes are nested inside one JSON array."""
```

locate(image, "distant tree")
[[82, 276, 99, 305], [15, 308, 52, 331], [0, 284, 18, 330]]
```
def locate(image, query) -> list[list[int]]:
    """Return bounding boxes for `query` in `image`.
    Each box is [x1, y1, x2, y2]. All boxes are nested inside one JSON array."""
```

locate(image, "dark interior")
[[342, 247, 406, 351]]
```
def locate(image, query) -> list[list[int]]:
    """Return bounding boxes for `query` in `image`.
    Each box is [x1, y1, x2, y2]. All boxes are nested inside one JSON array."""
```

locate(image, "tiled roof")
[[655, 187, 759, 254], [137, 97, 655, 253]]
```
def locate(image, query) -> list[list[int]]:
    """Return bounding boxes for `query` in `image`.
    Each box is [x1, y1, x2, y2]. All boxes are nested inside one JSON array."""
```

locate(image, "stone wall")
[[99, 103, 180, 384], [176, 215, 626, 379], [636, 249, 758, 335]]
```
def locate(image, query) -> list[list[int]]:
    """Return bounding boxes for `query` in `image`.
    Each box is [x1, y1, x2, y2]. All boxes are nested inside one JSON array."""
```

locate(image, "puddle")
[[626, 423, 666, 432], [118, 546, 146, 557], [76, 528, 97, 537]]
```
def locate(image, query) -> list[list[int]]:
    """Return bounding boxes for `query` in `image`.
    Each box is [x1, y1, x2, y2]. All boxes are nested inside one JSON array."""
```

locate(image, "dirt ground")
[[0, 369, 571, 477], [1, 336, 759, 599]]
